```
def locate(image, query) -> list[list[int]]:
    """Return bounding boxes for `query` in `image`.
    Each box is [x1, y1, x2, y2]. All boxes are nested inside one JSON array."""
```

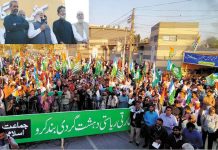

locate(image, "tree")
[[206, 37, 218, 48]]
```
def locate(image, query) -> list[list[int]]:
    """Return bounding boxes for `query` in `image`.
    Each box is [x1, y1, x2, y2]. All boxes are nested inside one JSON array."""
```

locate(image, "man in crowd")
[[149, 118, 168, 149], [118, 89, 129, 108], [182, 122, 203, 149], [165, 126, 185, 149], [143, 104, 158, 148], [0, 128, 19, 149], [3, 0, 29, 44], [159, 106, 178, 134], [129, 101, 144, 146], [28, 10, 57, 44], [72, 11, 89, 44], [53, 6, 77, 44]]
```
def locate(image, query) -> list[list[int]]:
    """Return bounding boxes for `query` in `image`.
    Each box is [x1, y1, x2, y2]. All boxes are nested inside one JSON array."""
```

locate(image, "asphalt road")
[[22, 131, 145, 149]]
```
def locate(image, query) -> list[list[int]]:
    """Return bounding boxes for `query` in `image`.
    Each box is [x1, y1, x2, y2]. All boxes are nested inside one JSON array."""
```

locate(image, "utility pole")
[[128, 8, 135, 69]]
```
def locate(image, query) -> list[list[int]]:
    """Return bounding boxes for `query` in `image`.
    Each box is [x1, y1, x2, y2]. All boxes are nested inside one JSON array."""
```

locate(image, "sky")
[[65, 0, 89, 23], [89, 0, 218, 40]]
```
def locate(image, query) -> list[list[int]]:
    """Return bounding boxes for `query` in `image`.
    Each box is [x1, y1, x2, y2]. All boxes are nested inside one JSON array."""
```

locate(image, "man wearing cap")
[[53, 6, 76, 44], [72, 11, 89, 44], [28, 10, 57, 44], [4, 0, 29, 44]]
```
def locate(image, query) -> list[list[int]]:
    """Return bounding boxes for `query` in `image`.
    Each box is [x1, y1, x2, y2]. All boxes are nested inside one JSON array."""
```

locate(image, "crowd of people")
[[0, 0, 89, 44], [0, 49, 217, 149]]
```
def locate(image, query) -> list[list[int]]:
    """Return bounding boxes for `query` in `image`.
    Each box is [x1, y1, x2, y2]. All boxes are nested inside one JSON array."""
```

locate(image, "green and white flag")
[[116, 69, 125, 82], [73, 62, 82, 73], [171, 64, 182, 80], [206, 73, 218, 86], [169, 80, 176, 105], [134, 67, 141, 81], [83, 56, 91, 73], [95, 60, 103, 76], [55, 60, 61, 71], [111, 61, 118, 77]]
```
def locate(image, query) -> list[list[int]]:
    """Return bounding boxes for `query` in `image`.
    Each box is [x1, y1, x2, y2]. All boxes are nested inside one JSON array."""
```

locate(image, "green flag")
[[73, 62, 82, 73], [152, 70, 161, 87], [95, 60, 103, 76], [134, 67, 141, 81], [55, 60, 61, 71], [111, 61, 118, 77], [206, 73, 218, 86], [171, 64, 182, 80]]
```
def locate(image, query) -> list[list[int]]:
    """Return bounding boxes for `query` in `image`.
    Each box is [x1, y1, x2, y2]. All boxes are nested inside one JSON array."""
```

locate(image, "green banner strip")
[[0, 109, 130, 143]]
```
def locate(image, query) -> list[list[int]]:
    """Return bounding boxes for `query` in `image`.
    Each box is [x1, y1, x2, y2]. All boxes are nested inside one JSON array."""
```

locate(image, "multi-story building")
[[150, 22, 199, 70]]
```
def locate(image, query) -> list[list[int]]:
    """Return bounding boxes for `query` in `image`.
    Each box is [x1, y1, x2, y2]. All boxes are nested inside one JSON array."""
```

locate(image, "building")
[[133, 38, 151, 64], [150, 22, 199, 70], [70, 25, 131, 60]]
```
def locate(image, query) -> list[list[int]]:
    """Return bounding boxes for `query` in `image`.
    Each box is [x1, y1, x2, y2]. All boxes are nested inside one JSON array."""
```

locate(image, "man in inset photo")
[[28, 10, 57, 44], [3, 0, 29, 44], [72, 11, 89, 44], [53, 6, 77, 44]]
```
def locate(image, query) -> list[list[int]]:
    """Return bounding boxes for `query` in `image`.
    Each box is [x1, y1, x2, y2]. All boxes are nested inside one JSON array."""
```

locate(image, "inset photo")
[[0, 0, 89, 44]]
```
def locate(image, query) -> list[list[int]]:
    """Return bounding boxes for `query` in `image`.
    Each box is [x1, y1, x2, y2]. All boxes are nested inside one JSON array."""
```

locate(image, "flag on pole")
[[171, 63, 182, 80], [72, 62, 82, 73], [34, 67, 39, 87], [193, 35, 200, 52], [116, 69, 125, 82], [169, 47, 175, 58], [168, 80, 176, 105], [206, 73, 218, 86], [95, 60, 103, 76], [186, 90, 192, 105], [134, 67, 141, 81], [167, 60, 172, 71], [111, 60, 118, 77], [55, 60, 61, 71], [130, 60, 135, 75], [0, 57, 3, 71]]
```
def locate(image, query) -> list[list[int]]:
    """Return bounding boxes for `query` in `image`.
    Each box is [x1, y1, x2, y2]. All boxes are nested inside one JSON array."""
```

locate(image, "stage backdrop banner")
[[0, 109, 130, 143], [183, 52, 218, 67]]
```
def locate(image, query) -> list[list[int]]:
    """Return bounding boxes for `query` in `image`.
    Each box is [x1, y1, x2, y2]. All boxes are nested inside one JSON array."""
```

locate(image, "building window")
[[163, 35, 177, 41]]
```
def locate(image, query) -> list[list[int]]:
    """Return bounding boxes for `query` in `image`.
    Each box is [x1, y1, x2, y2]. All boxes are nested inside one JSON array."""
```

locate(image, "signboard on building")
[[0, 109, 130, 143], [183, 52, 218, 67]]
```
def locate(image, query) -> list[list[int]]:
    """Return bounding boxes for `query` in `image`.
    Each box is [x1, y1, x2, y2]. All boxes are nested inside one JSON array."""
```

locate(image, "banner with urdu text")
[[0, 109, 130, 143], [183, 52, 218, 67]]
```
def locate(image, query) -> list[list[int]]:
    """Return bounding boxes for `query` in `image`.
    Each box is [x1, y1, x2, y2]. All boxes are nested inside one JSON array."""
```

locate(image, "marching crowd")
[[0, 51, 217, 149], [0, 0, 89, 44]]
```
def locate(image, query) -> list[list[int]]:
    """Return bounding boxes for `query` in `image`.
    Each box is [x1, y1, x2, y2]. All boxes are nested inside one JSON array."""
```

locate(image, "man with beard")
[[149, 118, 168, 149], [143, 104, 158, 148], [4, 0, 29, 44], [28, 10, 57, 44], [118, 89, 129, 108], [165, 126, 185, 149], [72, 11, 89, 44], [53, 6, 76, 44]]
